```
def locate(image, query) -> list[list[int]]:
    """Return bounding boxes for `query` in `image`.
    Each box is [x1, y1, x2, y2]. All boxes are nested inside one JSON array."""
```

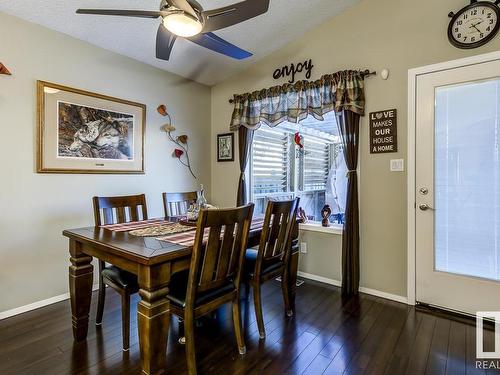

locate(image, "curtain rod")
[[228, 69, 376, 104]]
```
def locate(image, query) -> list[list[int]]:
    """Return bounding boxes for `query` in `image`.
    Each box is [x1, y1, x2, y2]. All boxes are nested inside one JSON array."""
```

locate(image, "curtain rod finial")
[[362, 69, 376, 77]]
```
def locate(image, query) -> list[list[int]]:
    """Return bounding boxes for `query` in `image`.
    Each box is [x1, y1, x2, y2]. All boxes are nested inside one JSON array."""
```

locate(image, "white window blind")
[[434, 78, 500, 280], [300, 136, 331, 191], [249, 115, 345, 222], [251, 127, 289, 196]]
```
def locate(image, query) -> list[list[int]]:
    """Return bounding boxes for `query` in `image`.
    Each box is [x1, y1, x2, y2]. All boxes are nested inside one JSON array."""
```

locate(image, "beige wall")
[[211, 0, 500, 297], [298, 231, 342, 282], [0, 12, 211, 314]]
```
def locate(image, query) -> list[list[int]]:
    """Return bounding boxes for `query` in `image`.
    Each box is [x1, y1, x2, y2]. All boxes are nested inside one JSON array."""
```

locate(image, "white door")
[[416, 58, 500, 315]]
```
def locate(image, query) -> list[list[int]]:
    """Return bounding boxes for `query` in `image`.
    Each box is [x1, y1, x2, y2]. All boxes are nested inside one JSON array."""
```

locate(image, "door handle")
[[419, 204, 434, 211]]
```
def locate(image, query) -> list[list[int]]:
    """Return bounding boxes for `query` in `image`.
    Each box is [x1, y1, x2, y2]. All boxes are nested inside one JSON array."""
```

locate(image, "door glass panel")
[[435, 78, 500, 280]]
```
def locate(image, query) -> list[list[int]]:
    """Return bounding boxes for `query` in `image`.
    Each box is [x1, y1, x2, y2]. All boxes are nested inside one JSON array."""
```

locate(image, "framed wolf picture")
[[37, 81, 146, 174]]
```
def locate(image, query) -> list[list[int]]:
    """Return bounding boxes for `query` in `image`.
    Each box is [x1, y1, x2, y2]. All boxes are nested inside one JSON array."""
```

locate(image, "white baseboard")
[[298, 271, 341, 287], [0, 284, 100, 321], [297, 271, 408, 304], [358, 286, 408, 304]]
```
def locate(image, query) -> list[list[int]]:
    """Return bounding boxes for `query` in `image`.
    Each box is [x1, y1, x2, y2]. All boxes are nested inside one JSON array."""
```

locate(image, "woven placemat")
[[129, 222, 196, 237]]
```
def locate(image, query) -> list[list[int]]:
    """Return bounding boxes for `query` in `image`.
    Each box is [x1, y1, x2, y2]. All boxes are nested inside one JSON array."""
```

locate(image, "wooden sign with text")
[[369, 109, 397, 154]]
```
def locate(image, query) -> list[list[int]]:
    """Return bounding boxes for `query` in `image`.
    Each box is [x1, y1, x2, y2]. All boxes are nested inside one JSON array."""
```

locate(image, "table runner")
[[157, 217, 265, 246], [101, 218, 172, 232], [129, 222, 196, 237], [101, 217, 266, 246]]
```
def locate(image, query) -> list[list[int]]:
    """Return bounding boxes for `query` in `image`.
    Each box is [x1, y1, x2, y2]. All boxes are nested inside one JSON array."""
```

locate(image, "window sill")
[[299, 222, 343, 235]]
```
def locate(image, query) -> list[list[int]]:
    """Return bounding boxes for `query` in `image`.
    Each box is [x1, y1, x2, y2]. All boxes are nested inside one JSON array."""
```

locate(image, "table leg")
[[69, 239, 93, 341], [137, 264, 171, 375]]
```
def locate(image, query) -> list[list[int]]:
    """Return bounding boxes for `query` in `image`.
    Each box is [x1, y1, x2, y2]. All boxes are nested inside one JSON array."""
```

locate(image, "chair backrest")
[[93, 194, 148, 226], [254, 198, 300, 276], [185, 204, 255, 308], [162, 191, 198, 217]]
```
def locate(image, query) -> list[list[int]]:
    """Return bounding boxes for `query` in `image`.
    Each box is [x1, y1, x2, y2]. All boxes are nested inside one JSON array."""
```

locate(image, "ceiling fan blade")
[[187, 32, 252, 60], [76, 9, 163, 18], [202, 0, 269, 32], [165, 0, 198, 19], [156, 24, 177, 61]]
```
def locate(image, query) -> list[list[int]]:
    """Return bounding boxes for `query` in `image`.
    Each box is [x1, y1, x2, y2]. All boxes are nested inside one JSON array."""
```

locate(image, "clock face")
[[449, 2, 500, 49]]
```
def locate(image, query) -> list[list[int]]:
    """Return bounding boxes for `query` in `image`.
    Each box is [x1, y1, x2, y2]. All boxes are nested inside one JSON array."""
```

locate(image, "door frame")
[[407, 50, 500, 306]]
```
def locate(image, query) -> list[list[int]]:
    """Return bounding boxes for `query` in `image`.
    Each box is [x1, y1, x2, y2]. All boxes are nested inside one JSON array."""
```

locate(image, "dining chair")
[[166, 203, 254, 375], [162, 191, 198, 217], [162, 191, 198, 333], [92, 194, 147, 351], [244, 198, 299, 339]]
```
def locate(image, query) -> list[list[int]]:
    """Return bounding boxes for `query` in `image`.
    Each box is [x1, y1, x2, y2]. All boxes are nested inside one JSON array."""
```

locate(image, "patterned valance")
[[230, 70, 366, 131]]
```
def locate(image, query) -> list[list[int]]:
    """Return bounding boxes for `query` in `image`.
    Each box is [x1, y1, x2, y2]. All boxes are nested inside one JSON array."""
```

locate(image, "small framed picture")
[[217, 132, 234, 162]]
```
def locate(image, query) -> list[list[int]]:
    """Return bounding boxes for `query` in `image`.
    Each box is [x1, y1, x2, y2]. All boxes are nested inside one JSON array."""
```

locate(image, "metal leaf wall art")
[[0, 63, 11, 75], [158, 104, 197, 179]]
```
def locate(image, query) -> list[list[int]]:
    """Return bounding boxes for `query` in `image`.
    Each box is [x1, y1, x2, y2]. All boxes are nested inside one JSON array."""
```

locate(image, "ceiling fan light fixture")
[[163, 13, 202, 37]]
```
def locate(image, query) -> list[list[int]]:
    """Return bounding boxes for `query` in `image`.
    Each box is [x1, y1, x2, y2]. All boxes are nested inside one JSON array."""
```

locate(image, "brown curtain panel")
[[337, 109, 360, 296], [236, 126, 254, 206]]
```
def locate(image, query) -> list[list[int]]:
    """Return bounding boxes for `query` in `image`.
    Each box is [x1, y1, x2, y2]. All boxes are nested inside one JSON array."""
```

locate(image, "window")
[[249, 113, 347, 223], [251, 127, 290, 196]]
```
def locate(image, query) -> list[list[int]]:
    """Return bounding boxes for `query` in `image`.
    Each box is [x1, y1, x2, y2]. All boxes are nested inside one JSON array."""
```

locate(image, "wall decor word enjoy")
[[273, 59, 314, 83]]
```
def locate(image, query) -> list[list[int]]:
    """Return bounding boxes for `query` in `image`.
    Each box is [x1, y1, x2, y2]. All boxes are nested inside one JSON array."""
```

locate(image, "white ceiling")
[[0, 0, 360, 86]]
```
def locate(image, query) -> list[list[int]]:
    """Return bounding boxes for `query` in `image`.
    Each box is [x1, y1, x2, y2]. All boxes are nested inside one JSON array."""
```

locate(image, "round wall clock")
[[448, 1, 500, 49]]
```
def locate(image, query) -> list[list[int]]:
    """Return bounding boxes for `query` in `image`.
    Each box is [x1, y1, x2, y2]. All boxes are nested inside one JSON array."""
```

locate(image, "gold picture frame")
[[37, 81, 146, 174]]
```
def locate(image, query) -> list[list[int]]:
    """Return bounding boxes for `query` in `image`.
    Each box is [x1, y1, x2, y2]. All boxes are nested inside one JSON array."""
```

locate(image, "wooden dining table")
[[63, 217, 299, 375]]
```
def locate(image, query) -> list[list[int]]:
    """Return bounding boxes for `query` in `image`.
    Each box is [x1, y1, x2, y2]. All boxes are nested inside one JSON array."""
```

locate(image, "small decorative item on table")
[[196, 184, 208, 208], [321, 204, 332, 227], [182, 184, 212, 224], [179, 216, 198, 227], [185, 203, 199, 222]]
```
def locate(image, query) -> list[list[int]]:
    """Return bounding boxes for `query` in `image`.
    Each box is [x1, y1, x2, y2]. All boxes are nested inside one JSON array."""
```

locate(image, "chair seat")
[[244, 249, 283, 278], [166, 270, 236, 308], [102, 266, 139, 291]]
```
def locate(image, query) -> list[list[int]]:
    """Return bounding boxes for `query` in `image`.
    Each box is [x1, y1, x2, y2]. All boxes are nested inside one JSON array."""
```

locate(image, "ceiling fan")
[[76, 0, 270, 61]]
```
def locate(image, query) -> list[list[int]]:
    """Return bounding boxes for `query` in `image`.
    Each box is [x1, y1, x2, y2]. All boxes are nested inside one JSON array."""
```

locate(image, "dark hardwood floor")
[[0, 280, 497, 374]]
